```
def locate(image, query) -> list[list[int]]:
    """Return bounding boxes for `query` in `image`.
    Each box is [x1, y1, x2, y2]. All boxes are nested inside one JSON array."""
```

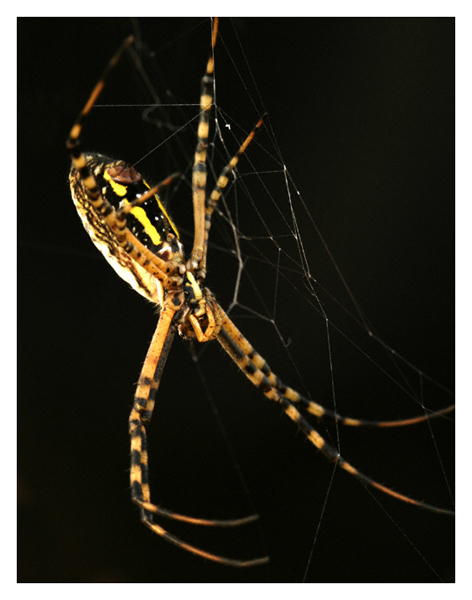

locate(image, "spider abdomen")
[[70, 153, 185, 304]]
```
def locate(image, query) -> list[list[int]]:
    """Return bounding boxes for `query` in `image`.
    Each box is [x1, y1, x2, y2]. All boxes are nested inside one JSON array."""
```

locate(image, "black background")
[[18, 17, 454, 583]]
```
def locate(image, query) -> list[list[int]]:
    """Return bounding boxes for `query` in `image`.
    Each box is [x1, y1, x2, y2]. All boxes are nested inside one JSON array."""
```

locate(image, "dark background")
[[18, 17, 454, 583]]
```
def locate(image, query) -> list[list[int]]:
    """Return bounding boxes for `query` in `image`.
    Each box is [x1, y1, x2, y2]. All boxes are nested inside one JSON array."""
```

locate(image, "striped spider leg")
[[215, 309, 455, 516]]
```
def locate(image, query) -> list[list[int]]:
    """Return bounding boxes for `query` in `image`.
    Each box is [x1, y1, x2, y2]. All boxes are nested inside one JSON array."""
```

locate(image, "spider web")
[[17, 17, 454, 585]]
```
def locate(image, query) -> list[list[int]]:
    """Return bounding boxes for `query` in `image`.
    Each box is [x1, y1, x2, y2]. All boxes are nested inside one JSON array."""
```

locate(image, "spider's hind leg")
[[129, 417, 155, 524], [216, 307, 454, 517], [127, 302, 269, 566], [128, 304, 177, 519]]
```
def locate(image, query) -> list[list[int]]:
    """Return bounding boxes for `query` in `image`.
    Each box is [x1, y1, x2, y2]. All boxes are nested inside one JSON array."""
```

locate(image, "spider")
[[67, 18, 454, 567]]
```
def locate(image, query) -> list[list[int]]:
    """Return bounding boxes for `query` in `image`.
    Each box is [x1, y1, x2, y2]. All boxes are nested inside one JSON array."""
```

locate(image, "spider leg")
[[129, 302, 269, 566], [220, 314, 455, 428], [216, 307, 454, 516], [185, 15, 266, 286], [199, 115, 265, 278], [188, 17, 264, 280], [300, 401, 455, 427], [135, 519, 268, 568], [129, 303, 176, 517], [67, 35, 134, 199], [188, 17, 219, 272]]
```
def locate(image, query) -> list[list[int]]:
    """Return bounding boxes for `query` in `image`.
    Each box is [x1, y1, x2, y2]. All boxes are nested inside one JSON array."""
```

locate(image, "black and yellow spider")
[[67, 18, 454, 567]]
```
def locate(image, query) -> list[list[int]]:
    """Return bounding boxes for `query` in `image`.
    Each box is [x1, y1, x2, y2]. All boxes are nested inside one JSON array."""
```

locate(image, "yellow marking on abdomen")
[[143, 180, 180, 239], [103, 170, 127, 196], [127, 204, 162, 246]]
